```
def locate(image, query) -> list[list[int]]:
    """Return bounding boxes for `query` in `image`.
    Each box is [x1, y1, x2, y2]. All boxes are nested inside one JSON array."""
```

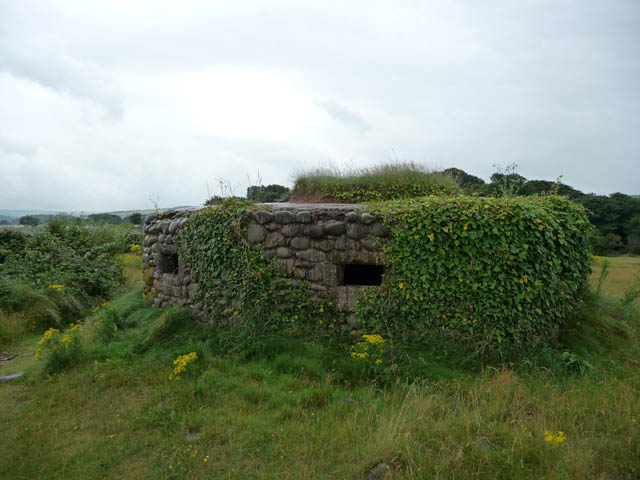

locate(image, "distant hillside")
[[105, 207, 195, 218], [0, 207, 196, 221], [0, 209, 64, 219]]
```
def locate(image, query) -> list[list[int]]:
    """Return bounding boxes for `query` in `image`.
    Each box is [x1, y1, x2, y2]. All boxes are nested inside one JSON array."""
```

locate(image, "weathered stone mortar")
[[142, 203, 390, 319]]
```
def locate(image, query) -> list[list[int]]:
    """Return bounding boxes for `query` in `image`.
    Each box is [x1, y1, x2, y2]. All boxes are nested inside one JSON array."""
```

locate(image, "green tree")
[[442, 168, 485, 191], [19, 215, 40, 226], [125, 213, 143, 225], [246, 184, 290, 202]]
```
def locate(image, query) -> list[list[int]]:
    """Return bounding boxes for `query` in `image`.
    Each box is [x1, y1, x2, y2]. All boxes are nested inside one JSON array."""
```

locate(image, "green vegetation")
[[1, 258, 639, 479], [176, 201, 319, 332], [0, 219, 142, 346], [292, 162, 640, 255], [358, 195, 592, 356], [291, 162, 460, 202], [445, 165, 640, 256], [19, 214, 40, 226], [178, 196, 591, 358], [246, 184, 290, 203]]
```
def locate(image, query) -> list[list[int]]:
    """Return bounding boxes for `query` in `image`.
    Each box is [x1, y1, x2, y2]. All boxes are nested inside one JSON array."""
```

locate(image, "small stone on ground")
[[0, 372, 24, 383]]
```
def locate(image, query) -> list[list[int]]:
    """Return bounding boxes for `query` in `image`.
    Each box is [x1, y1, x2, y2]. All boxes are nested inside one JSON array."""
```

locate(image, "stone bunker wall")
[[142, 204, 391, 318]]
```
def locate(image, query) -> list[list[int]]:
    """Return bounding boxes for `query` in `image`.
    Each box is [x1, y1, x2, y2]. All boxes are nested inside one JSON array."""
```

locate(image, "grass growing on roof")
[[291, 161, 460, 202]]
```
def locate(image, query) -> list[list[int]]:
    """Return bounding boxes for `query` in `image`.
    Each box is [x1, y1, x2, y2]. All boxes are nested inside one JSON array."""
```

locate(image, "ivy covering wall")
[[174, 195, 592, 354], [176, 201, 318, 331], [356, 195, 592, 351]]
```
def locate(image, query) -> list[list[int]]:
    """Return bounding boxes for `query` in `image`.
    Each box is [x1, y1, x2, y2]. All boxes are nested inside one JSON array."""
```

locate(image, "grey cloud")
[[317, 101, 368, 131], [0, 47, 124, 120], [1, 0, 640, 212]]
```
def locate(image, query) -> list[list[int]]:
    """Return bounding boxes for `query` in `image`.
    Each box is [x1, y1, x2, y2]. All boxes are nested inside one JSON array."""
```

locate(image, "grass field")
[[589, 256, 640, 308], [1, 256, 639, 479]]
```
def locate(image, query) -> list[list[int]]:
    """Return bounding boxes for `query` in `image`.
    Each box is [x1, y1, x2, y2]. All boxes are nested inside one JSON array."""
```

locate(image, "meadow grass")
[[589, 256, 640, 308], [0, 258, 639, 479]]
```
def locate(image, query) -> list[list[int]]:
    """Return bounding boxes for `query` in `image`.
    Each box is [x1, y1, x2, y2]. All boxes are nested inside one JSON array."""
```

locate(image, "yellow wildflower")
[[544, 430, 565, 447], [362, 334, 385, 345], [37, 328, 59, 345], [169, 352, 198, 381]]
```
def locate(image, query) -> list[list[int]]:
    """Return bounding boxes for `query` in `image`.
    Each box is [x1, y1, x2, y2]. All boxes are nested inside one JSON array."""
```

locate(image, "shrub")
[[34, 324, 84, 375], [0, 227, 125, 301]]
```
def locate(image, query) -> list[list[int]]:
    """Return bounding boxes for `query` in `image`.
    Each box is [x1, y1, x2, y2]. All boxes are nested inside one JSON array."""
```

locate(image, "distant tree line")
[[11, 212, 144, 227], [444, 167, 640, 255]]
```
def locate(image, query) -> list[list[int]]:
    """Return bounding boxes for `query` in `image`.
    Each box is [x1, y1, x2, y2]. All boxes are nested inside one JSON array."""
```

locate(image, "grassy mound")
[[291, 162, 460, 202]]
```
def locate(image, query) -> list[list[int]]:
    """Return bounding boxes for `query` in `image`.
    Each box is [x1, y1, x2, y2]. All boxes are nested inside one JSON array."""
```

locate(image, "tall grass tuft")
[[291, 161, 459, 202]]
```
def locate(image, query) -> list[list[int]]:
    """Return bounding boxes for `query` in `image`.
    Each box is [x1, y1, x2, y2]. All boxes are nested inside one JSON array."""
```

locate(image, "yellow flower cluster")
[[34, 324, 81, 360], [361, 334, 385, 345], [130, 243, 142, 255], [351, 351, 369, 359], [544, 430, 566, 447], [48, 284, 64, 292], [169, 352, 198, 381], [92, 302, 115, 313], [351, 334, 386, 364]]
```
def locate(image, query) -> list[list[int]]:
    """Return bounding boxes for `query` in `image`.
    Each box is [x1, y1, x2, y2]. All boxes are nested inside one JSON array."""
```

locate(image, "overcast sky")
[[1, 0, 639, 211]]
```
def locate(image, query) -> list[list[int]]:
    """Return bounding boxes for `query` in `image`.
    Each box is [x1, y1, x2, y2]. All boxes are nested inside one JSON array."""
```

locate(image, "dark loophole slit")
[[341, 264, 384, 286], [158, 253, 179, 274]]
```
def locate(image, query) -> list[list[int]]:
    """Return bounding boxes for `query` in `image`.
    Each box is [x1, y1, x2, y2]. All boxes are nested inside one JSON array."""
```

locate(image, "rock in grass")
[[0, 352, 15, 362], [367, 463, 394, 479], [0, 372, 24, 383]]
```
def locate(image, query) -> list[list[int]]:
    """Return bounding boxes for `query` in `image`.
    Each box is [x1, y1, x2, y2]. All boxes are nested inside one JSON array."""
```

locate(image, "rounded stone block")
[[307, 225, 324, 238], [325, 221, 346, 236], [265, 232, 286, 248], [290, 236, 311, 250], [359, 213, 376, 225], [296, 211, 312, 223], [346, 223, 366, 240], [253, 210, 274, 224], [360, 236, 377, 251], [282, 224, 302, 237], [247, 224, 266, 243], [313, 239, 335, 252], [276, 247, 293, 258], [296, 249, 326, 262], [168, 220, 181, 234], [275, 211, 295, 224], [372, 222, 390, 237]]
